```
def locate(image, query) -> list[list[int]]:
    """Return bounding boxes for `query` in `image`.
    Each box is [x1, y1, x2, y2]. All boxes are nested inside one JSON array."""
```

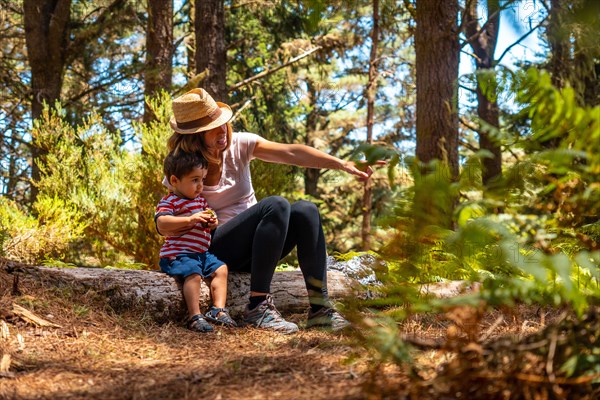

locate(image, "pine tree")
[[464, 0, 502, 186], [195, 0, 227, 101], [414, 0, 460, 179], [144, 0, 173, 123]]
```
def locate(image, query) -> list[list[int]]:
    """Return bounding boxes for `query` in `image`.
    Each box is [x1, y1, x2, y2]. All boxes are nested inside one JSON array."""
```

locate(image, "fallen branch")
[[12, 303, 62, 328]]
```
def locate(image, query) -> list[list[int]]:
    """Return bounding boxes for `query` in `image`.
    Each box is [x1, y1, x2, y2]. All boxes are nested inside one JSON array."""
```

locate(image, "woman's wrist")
[[337, 159, 350, 171]]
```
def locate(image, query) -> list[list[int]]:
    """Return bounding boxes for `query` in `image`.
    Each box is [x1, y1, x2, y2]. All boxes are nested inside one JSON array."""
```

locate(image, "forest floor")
[[1, 262, 598, 400]]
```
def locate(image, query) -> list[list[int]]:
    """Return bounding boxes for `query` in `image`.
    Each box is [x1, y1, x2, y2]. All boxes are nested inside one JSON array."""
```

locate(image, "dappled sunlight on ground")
[[1, 262, 597, 399]]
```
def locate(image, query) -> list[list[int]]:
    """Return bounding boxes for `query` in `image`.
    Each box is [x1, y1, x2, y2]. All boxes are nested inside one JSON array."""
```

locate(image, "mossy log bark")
[[17, 266, 354, 322]]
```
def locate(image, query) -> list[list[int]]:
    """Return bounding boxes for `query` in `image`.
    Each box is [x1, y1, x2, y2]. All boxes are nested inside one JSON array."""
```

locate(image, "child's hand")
[[195, 209, 218, 230]]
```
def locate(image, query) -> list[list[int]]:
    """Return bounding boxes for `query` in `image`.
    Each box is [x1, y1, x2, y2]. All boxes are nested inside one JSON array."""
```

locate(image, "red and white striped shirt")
[[155, 193, 212, 259]]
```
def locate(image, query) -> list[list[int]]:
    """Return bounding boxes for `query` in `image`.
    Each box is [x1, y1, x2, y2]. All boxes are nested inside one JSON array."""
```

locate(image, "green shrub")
[[352, 68, 600, 369], [0, 195, 85, 264], [30, 93, 173, 267]]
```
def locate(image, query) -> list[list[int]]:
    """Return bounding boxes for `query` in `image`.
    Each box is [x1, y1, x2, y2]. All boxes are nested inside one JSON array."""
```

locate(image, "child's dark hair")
[[163, 150, 208, 179]]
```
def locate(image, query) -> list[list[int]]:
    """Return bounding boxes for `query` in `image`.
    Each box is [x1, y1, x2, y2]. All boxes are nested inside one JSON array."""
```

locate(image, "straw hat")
[[170, 88, 233, 134]]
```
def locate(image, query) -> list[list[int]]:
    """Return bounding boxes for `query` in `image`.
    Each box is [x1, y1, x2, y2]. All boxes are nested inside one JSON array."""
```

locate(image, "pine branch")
[[460, 137, 479, 153], [460, 115, 481, 134], [460, 0, 526, 52], [459, 83, 476, 94], [230, 97, 254, 122], [0, 0, 23, 15], [62, 71, 138, 106], [228, 46, 322, 92], [460, 7, 503, 50], [461, 49, 482, 67], [227, 1, 268, 10], [400, 334, 444, 350], [458, 0, 479, 37], [1, 132, 29, 146], [496, 16, 548, 64], [402, 0, 415, 20], [66, 0, 135, 65]]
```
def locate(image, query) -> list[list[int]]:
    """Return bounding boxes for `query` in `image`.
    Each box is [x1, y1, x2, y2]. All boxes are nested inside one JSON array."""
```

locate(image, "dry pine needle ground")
[[0, 266, 400, 400], [1, 261, 598, 400]]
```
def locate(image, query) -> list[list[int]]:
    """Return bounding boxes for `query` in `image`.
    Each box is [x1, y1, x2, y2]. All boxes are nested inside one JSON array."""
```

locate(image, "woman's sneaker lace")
[[306, 306, 350, 331], [243, 295, 298, 334]]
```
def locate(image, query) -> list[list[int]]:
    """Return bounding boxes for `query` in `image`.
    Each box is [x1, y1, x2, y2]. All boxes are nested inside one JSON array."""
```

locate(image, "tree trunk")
[[7, 253, 480, 325], [362, 0, 379, 251], [576, 41, 600, 107], [548, 0, 569, 91], [185, 0, 196, 77], [573, 1, 600, 107], [23, 0, 71, 203], [544, 0, 600, 142], [414, 0, 460, 179], [195, 0, 227, 101], [6, 131, 19, 198], [465, 0, 502, 186], [303, 80, 321, 198], [143, 0, 173, 124], [476, 91, 501, 184], [17, 267, 354, 323], [304, 168, 320, 198]]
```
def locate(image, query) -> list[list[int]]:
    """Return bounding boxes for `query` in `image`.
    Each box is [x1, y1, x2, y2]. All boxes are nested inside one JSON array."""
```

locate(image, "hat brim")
[[169, 102, 233, 134]]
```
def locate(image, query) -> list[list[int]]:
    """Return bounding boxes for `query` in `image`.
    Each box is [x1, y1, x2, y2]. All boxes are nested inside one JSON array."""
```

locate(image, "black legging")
[[208, 196, 328, 303]]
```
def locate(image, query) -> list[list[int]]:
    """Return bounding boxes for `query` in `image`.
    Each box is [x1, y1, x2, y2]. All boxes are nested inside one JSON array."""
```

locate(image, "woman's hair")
[[167, 122, 233, 164]]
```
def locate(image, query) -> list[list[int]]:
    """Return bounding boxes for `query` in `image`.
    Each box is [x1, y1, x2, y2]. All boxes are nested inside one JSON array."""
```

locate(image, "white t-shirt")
[[202, 132, 262, 225]]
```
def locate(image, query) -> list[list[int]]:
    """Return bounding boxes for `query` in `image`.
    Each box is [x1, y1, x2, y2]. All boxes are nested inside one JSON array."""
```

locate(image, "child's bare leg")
[[210, 265, 228, 311], [182, 274, 202, 318]]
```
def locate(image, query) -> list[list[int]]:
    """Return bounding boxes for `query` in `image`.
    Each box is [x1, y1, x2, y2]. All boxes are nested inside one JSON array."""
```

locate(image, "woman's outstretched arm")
[[252, 139, 382, 180]]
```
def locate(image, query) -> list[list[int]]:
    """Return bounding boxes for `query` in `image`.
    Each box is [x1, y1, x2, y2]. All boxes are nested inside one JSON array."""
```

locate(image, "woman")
[[160, 88, 378, 334]]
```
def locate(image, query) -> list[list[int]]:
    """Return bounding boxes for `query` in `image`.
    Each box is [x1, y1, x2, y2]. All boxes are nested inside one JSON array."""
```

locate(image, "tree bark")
[[362, 0, 379, 251], [303, 80, 321, 198], [23, 0, 71, 203], [573, 0, 600, 107], [548, 0, 569, 91], [185, 0, 196, 77], [8, 253, 481, 325], [195, 0, 227, 101], [303, 168, 320, 198], [465, 0, 502, 186], [17, 267, 354, 323], [6, 131, 19, 198], [415, 0, 460, 179], [143, 0, 173, 123]]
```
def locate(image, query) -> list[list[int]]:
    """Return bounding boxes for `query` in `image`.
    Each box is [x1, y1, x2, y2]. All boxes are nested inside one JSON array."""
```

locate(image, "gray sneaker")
[[243, 295, 299, 334], [306, 307, 350, 331]]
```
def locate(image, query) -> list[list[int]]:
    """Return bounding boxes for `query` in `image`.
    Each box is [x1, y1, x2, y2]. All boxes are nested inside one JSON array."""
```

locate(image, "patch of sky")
[[458, 0, 547, 114]]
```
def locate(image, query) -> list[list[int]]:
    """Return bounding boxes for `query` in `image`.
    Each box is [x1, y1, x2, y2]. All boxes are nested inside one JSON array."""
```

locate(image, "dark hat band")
[[176, 107, 223, 130]]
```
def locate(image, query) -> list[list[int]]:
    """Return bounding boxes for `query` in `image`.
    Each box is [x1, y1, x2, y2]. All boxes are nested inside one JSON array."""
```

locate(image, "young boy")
[[155, 150, 236, 332]]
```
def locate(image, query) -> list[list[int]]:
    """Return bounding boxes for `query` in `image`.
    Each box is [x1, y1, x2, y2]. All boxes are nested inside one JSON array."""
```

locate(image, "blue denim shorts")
[[159, 252, 225, 282]]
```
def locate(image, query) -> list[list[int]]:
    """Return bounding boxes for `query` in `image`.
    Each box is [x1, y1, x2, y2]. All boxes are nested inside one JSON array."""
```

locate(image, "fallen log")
[[5, 254, 482, 324], [15, 264, 354, 322]]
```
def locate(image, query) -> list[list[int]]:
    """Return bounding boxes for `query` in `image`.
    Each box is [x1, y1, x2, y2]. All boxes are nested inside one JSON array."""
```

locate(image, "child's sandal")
[[188, 314, 214, 333], [204, 307, 237, 327]]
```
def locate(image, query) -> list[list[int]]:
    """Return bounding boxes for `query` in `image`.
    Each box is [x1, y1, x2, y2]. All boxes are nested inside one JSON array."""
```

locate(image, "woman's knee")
[[261, 196, 291, 217], [291, 200, 320, 221]]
